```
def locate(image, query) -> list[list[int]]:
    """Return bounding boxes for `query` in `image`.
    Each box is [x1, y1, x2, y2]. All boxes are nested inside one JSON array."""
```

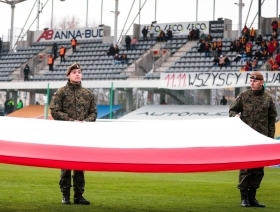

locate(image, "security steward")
[[229, 71, 277, 208], [48, 54, 54, 71], [50, 63, 97, 205]]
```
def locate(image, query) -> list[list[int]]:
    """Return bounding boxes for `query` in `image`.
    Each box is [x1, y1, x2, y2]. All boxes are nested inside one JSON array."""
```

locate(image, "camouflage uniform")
[[229, 86, 277, 204], [50, 81, 97, 199]]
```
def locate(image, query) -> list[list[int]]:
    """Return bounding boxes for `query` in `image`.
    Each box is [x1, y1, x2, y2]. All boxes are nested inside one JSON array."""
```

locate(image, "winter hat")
[[66, 63, 81, 76]]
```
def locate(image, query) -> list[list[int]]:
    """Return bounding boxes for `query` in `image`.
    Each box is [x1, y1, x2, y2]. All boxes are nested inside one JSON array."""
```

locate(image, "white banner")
[[140, 21, 209, 36], [121, 105, 228, 120], [159, 72, 280, 89], [34, 27, 103, 43]]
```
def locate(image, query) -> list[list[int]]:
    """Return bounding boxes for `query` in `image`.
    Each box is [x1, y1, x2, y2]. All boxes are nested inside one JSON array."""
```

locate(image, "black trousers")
[[60, 55, 65, 62], [59, 169, 85, 197], [24, 74, 29, 81]]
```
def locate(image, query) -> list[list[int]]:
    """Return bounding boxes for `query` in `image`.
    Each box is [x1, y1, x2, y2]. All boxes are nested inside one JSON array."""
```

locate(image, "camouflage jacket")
[[50, 81, 97, 122], [229, 87, 277, 138]]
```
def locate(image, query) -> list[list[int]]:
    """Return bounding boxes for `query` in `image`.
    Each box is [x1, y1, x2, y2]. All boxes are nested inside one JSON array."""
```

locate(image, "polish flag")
[[1, 117, 280, 172]]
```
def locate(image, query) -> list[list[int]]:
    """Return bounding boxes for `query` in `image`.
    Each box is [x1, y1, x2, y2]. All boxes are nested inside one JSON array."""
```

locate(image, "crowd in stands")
[[141, 26, 173, 42], [194, 22, 280, 71]]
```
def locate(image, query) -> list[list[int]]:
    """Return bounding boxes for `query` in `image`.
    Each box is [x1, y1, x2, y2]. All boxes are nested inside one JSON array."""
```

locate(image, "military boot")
[[249, 188, 265, 207], [61, 196, 71, 204], [74, 195, 90, 205], [240, 189, 250, 207]]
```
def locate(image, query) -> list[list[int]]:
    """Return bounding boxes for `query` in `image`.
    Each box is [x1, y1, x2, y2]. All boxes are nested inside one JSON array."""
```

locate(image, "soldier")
[[229, 71, 277, 208], [50, 62, 97, 205]]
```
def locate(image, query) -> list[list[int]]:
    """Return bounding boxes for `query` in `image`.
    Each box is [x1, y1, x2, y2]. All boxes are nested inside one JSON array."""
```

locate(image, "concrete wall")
[[134, 51, 154, 76], [103, 36, 114, 44]]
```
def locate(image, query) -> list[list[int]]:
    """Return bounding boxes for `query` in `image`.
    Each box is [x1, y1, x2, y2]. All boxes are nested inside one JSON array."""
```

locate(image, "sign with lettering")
[[140, 21, 209, 36], [209, 20, 224, 34], [159, 71, 280, 89], [120, 105, 229, 120], [34, 27, 103, 42]]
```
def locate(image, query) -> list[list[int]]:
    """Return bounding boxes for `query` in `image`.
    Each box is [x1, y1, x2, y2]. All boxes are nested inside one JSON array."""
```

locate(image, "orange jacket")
[[250, 28, 254, 36], [48, 57, 54, 65], [59, 47, 65, 56], [71, 39, 77, 46]]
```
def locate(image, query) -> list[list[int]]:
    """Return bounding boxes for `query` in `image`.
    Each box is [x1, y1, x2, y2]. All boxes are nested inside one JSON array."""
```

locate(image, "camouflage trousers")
[[237, 167, 264, 190], [59, 169, 85, 197]]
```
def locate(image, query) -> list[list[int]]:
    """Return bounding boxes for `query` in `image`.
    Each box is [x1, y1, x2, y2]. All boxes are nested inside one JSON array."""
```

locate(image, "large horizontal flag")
[[1, 117, 280, 173]]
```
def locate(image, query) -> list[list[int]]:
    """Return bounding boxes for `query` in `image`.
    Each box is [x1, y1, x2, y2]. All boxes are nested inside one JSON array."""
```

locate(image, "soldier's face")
[[250, 79, 263, 90], [68, 69, 82, 83]]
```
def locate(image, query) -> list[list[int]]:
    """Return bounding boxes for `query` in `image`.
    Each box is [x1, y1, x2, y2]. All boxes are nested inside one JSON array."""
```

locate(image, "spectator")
[[165, 28, 173, 41], [275, 53, 280, 66], [233, 52, 242, 62], [52, 43, 58, 59], [113, 54, 121, 65], [212, 56, 219, 67], [114, 45, 120, 55], [267, 42, 275, 58], [200, 32, 207, 40], [48, 54, 54, 71], [217, 39, 223, 57], [17, 100, 23, 110], [120, 54, 128, 64], [224, 56, 231, 67], [142, 26, 148, 40], [188, 28, 196, 41], [125, 35, 131, 50], [131, 37, 138, 50], [157, 30, 165, 42], [149, 25, 155, 41], [261, 40, 267, 50], [70, 37, 77, 53], [271, 19, 278, 34], [235, 39, 242, 52], [205, 34, 213, 42], [36, 101, 40, 105], [198, 40, 205, 53], [211, 41, 217, 57], [107, 44, 115, 56], [59, 46, 66, 62], [205, 42, 211, 57], [268, 57, 279, 71], [230, 40, 236, 52], [220, 96, 227, 105], [240, 36, 247, 50], [244, 60, 252, 71], [219, 55, 225, 68], [250, 27, 255, 41], [251, 59, 258, 71], [245, 41, 253, 57], [272, 31, 278, 40], [23, 64, 30, 81], [261, 49, 268, 60], [255, 34, 263, 46], [240, 52, 248, 63], [254, 49, 262, 60], [272, 38, 279, 53], [242, 25, 250, 41]]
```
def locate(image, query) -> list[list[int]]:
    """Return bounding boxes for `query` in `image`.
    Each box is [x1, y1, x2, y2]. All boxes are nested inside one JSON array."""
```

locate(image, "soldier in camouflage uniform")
[[229, 71, 277, 208], [50, 63, 97, 205]]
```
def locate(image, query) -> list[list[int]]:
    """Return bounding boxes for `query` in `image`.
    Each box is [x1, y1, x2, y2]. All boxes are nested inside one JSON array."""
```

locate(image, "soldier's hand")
[[235, 114, 240, 118]]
